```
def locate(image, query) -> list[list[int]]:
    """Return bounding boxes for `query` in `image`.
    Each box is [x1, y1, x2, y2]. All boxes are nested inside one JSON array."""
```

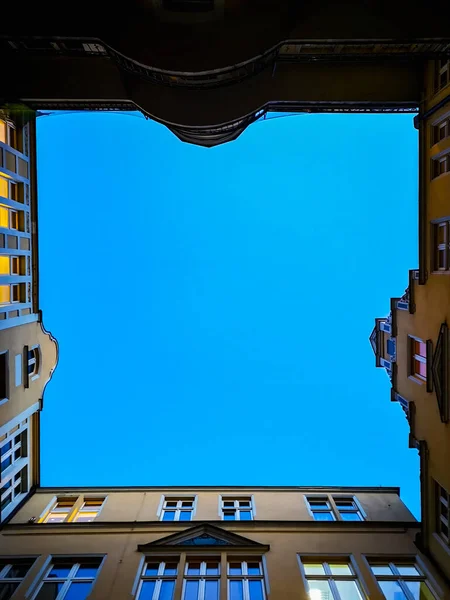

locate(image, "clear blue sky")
[[37, 111, 420, 517]]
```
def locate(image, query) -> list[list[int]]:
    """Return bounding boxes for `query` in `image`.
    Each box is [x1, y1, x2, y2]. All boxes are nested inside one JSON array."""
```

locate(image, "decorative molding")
[[431, 323, 449, 423]]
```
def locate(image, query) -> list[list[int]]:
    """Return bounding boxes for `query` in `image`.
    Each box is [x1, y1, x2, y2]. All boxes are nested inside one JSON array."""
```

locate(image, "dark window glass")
[[1, 456, 12, 473], [48, 565, 72, 579], [144, 564, 159, 576], [223, 511, 235, 520], [64, 582, 93, 600], [1, 442, 11, 456], [0, 582, 19, 600], [35, 582, 65, 600], [5, 562, 34, 578]]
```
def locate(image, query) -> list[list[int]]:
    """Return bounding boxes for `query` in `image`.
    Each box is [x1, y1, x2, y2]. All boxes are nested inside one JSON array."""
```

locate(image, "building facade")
[[1, 486, 448, 600], [0, 107, 58, 524], [370, 58, 450, 585]]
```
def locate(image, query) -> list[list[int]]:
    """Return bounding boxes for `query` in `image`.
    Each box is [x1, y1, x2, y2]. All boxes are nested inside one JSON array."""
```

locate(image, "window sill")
[[408, 375, 426, 386], [431, 170, 450, 182]]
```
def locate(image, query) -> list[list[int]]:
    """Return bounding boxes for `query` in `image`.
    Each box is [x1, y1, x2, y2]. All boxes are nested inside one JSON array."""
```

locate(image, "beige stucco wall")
[[0, 319, 58, 428], [9, 488, 415, 525]]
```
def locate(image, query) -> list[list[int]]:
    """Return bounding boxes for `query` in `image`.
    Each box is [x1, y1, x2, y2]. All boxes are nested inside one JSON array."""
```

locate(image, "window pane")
[[228, 564, 242, 575], [0, 582, 19, 600], [184, 580, 199, 600], [187, 563, 201, 575], [160, 580, 175, 600], [308, 502, 329, 509], [5, 562, 34, 578], [239, 501, 250, 507], [166, 502, 177, 508], [334, 500, 354, 508], [240, 511, 252, 521], [164, 564, 178, 576], [405, 581, 435, 600], [64, 582, 93, 600], [329, 563, 352, 575], [205, 580, 219, 600], [335, 581, 363, 600], [247, 564, 261, 575], [341, 512, 362, 521], [307, 580, 333, 600], [48, 565, 72, 578], [206, 563, 219, 575], [163, 511, 175, 521], [223, 502, 235, 507], [229, 580, 243, 600], [139, 581, 156, 600], [379, 581, 407, 600], [223, 512, 235, 520], [182, 501, 193, 508], [371, 565, 393, 575], [303, 564, 325, 575], [144, 564, 159, 576], [75, 564, 100, 579], [396, 565, 420, 576], [312, 512, 333, 521], [35, 582, 65, 600], [179, 511, 191, 521], [248, 580, 264, 600]]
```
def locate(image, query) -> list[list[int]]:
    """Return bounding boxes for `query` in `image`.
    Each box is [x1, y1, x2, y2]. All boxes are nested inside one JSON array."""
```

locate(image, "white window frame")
[[0, 419, 30, 521], [136, 559, 179, 600], [39, 495, 107, 523], [435, 481, 449, 547], [304, 496, 336, 521], [158, 495, 197, 521], [0, 557, 36, 596], [298, 556, 366, 600], [408, 335, 427, 383], [227, 559, 266, 600], [220, 496, 254, 521], [72, 497, 107, 523], [332, 496, 365, 521], [182, 559, 221, 600], [30, 556, 105, 600], [11, 256, 20, 275], [367, 558, 438, 600], [27, 346, 40, 380]]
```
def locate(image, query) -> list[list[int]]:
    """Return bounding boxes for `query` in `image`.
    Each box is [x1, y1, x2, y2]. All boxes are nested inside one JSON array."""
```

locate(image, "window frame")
[[136, 559, 179, 600], [39, 495, 107, 524], [0, 557, 37, 599], [159, 496, 197, 522], [431, 218, 450, 273], [29, 555, 105, 600], [365, 556, 438, 600], [220, 496, 254, 521], [297, 555, 367, 600], [182, 558, 221, 600], [227, 559, 266, 600], [332, 496, 365, 522], [435, 59, 450, 93], [305, 496, 336, 521], [408, 335, 428, 384], [435, 480, 449, 548], [1, 419, 29, 520]]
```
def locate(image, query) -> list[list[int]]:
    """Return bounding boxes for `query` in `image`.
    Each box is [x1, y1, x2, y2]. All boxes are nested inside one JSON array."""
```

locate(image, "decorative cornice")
[[431, 322, 449, 423]]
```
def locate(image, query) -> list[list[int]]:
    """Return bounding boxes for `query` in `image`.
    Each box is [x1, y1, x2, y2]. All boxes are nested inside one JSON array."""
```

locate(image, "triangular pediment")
[[369, 324, 378, 356], [431, 323, 449, 424], [138, 524, 269, 552]]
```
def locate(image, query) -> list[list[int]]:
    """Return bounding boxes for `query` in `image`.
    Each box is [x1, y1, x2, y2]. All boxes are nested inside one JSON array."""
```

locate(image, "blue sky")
[[37, 111, 420, 517]]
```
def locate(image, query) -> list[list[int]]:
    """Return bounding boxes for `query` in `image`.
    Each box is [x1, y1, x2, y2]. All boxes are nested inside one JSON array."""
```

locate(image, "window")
[[228, 560, 265, 600], [9, 210, 18, 230], [433, 118, 450, 145], [433, 219, 450, 271], [0, 558, 35, 600], [136, 560, 178, 600], [73, 498, 105, 522], [368, 559, 436, 600], [305, 497, 335, 521], [161, 497, 195, 521], [0, 205, 7, 228], [0, 120, 18, 150], [43, 498, 77, 523], [11, 256, 20, 275], [431, 154, 450, 179], [435, 481, 449, 547], [27, 347, 40, 378], [435, 59, 450, 92], [333, 497, 363, 522], [299, 558, 364, 600], [221, 497, 253, 521], [410, 337, 427, 382], [0, 419, 29, 519], [32, 557, 103, 600], [41, 496, 106, 523], [0, 351, 7, 402], [183, 559, 220, 600]]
